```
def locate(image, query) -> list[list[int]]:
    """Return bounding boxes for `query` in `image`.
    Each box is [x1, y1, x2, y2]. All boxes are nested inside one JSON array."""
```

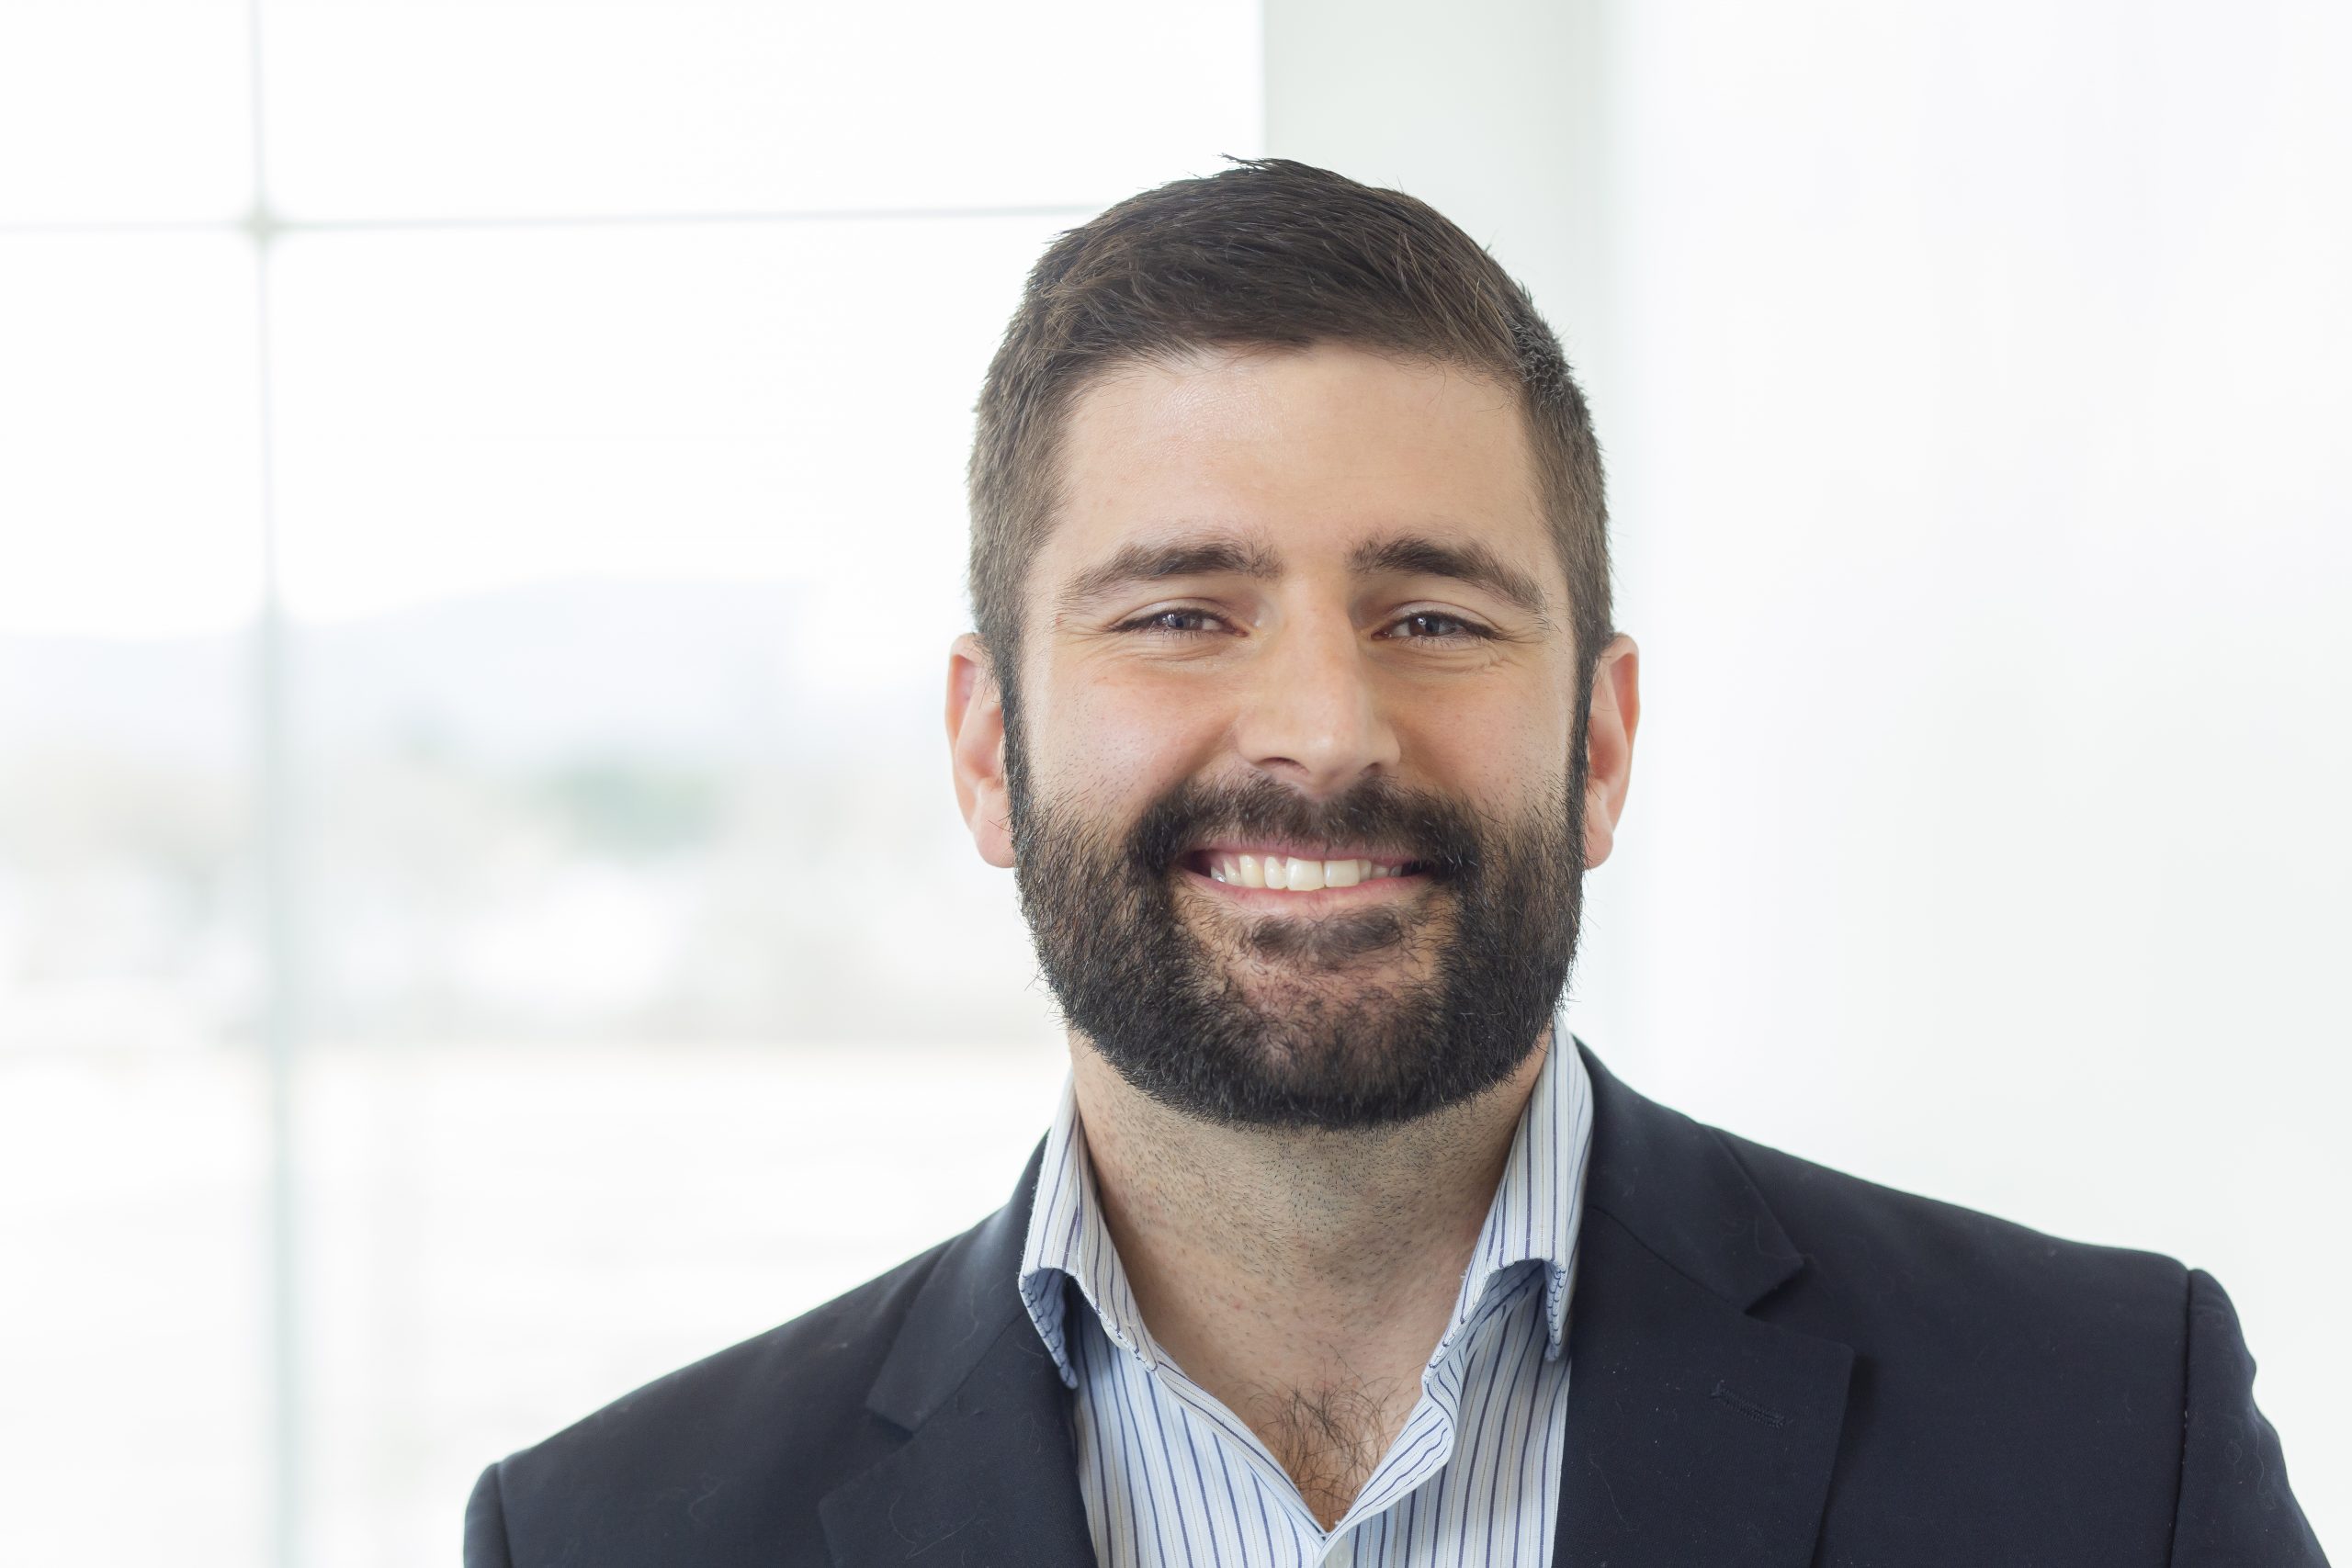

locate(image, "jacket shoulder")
[[1710, 1123, 2196, 1559], [471, 1233, 956, 1568], [1714, 1122, 2192, 1329]]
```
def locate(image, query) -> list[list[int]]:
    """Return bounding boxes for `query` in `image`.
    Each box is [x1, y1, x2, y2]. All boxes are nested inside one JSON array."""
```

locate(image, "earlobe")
[[1579, 635, 1641, 871], [945, 633, 1017, 869], [1582, 777, 1617, 868]]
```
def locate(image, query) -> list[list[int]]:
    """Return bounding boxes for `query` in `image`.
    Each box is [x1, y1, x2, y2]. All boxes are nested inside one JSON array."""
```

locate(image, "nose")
[[1230, 607, 1402, 796]]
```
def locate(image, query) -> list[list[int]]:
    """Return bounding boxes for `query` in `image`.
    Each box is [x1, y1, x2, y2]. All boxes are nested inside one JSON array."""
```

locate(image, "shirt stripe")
[[1017, 1021, 1595, 1567]]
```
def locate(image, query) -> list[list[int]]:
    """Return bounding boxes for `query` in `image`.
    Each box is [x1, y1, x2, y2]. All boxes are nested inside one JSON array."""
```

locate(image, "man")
[[465, 161, 2324, 1565]]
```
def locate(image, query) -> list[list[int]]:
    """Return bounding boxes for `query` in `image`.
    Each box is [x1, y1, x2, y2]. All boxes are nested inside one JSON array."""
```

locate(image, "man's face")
[[964, 343, 1602, 1130]]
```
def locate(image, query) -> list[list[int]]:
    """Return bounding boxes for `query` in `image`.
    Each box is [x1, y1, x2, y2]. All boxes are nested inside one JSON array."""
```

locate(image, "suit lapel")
[[820, 1142, 1098, 1568], [1554, 1046, 1854, 1567]]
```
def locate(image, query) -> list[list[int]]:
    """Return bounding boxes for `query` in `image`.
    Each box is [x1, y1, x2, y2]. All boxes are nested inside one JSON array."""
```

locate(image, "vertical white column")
[[244, 4, 302, 1564]]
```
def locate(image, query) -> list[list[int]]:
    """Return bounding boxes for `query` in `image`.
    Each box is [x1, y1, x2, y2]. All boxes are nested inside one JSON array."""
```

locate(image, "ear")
[[946, 632, 1016, 869], [1580, 635, 1641, 870]]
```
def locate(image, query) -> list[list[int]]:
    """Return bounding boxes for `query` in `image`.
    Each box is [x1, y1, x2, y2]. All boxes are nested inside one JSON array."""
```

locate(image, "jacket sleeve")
[[465, 1460, 516, 1568], [2168, 1268, 2330, 1565]]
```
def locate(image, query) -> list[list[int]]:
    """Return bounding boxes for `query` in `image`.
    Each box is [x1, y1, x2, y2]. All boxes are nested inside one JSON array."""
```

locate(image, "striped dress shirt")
[[1016, 1025, 1595, 1567]]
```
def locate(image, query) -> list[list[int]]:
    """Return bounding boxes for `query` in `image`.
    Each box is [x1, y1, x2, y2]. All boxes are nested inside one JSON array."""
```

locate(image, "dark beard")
[[1004, 708, 1587, 1132]]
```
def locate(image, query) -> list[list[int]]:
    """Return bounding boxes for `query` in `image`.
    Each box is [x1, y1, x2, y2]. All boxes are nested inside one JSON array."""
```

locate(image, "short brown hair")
[[967, 157, 1611, 700]]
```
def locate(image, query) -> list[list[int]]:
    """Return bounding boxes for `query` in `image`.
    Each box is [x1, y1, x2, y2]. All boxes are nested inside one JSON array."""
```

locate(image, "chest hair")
[[1245, 1376, 1416, 1531]]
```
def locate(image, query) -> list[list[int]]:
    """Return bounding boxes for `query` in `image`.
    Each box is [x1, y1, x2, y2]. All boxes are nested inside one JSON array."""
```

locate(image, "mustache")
[[1126, 773, 1487, 883]]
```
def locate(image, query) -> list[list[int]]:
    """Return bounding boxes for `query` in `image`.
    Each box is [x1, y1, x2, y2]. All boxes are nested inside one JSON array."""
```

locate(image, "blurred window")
[[0, 5, 1261, 1564]]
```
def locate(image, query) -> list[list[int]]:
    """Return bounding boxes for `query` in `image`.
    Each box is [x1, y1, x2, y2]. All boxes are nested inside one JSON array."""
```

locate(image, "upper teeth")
[[1204, 853, 1407, 890]]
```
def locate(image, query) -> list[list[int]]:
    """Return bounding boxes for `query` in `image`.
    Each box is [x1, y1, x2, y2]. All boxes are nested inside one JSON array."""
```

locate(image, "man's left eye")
[[1390, 612, 1487, 640]]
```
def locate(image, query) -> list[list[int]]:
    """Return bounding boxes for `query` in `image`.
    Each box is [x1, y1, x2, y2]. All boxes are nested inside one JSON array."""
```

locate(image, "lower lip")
[[1177, 863, 1430, 911]]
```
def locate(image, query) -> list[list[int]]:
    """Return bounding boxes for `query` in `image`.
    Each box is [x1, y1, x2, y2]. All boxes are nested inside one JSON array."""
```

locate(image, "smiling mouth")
[[1179, 848, 1432, 893]]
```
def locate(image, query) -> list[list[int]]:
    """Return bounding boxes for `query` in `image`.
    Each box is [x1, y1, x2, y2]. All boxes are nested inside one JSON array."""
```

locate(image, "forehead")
[[1037, 342, 1555, 605]]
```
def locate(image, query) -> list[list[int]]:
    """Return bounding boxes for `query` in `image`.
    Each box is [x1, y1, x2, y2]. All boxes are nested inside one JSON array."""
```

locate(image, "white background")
[[1, 1, 2342, 1562], [1274, 0, 2350, 1549]]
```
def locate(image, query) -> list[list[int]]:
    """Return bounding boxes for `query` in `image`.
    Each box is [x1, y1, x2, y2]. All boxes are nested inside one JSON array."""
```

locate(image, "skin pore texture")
[[946, 342, 1640, 1529]]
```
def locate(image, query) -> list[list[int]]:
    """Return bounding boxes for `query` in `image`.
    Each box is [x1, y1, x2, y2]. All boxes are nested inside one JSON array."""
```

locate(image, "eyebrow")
[[1347, 534, 1554, 623], [1055, 533, 1283, 618], [1056, 529, 1555, 626]]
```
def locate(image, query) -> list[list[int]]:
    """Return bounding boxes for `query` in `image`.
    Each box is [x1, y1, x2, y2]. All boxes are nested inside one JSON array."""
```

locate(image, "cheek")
[[1396, 683, 1576, 807], [1029, 670, 1228, 804]]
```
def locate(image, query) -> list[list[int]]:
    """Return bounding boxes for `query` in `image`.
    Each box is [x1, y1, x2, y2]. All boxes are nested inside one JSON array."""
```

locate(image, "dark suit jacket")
[[465, 1045, 2326, 1566]]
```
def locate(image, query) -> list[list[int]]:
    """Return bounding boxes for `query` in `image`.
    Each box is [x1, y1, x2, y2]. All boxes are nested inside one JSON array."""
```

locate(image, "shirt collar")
[[1016, 1017, 1596, 1388]]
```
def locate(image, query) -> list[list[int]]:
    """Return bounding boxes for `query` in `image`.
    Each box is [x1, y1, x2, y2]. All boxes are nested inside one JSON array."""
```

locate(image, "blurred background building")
[[1, 2, 2344, 1562]]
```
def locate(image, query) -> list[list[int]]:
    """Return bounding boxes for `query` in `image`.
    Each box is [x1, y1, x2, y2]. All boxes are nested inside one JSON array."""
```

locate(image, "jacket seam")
[[2161, 1267, 2197, 1567]]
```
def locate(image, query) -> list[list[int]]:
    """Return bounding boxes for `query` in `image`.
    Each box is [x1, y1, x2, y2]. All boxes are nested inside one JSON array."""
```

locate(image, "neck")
[[1068, 1029, 1549, 1526]]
